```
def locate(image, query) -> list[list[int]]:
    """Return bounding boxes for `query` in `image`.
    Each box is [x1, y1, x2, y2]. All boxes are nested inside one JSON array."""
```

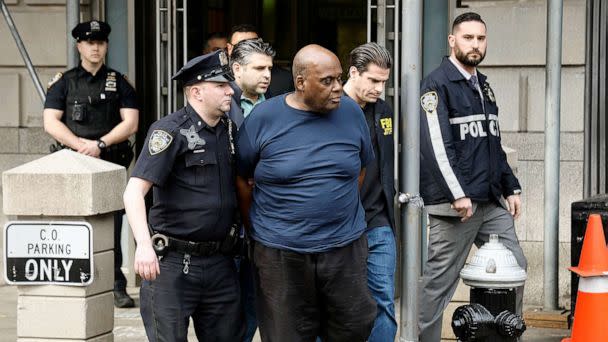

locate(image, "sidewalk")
[[0, 285, 570, 341]]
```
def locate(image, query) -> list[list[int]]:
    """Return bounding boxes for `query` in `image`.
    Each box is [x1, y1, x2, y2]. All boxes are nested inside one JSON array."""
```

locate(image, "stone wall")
[[0, 1, 92, 285]]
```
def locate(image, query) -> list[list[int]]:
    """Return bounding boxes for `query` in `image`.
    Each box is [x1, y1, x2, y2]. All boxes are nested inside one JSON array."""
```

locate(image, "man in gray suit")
[[227, 38, 275, 128]]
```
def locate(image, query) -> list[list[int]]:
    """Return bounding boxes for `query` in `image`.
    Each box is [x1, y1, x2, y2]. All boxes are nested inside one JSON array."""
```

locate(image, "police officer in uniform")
[[418, 12, 526, 341], [43, 20, 138, 308], [123, 50, 244, 341]]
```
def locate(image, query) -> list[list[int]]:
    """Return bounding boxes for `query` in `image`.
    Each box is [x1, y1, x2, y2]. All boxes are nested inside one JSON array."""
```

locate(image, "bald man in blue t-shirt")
[[236, 44, 377, 341]]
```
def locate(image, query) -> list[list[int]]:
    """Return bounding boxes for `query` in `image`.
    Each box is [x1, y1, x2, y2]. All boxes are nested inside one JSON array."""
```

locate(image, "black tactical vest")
[[63, 68, 121, 139]]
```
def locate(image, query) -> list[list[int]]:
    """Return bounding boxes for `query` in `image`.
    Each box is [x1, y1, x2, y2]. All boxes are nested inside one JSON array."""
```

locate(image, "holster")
[[49, 142, 70, 153], [219, 211, 246, 256], [101, 141, 134, 168]]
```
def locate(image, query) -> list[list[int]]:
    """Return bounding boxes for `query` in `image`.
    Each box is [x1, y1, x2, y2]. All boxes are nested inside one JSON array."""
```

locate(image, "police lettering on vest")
[[449, 114, 501, 140]]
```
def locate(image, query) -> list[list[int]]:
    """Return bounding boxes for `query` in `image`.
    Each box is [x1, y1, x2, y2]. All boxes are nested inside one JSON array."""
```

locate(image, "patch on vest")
[[105, 71, 117, 92], [148, 130, 173, 155], [47, 72, 63, 89], [421, 91, 438, 114], [380, 117, 392, 135]]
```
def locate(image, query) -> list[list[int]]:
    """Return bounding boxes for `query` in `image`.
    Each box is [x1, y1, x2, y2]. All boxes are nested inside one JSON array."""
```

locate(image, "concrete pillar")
[[2, 150, 126, 341]]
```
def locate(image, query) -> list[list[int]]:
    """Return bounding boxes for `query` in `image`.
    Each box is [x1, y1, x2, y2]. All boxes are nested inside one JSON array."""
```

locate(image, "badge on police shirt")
[[483, 83, 496, 103], [148, 130, 173, 155], [421, 91, 438, 115], [105, 71, 117, 92], [47, 72, 63, 89], [180, 125, 206, 150]]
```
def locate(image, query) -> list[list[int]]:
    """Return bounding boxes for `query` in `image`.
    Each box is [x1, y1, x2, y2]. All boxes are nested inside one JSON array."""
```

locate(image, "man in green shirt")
[[227, 38, 275, 127]]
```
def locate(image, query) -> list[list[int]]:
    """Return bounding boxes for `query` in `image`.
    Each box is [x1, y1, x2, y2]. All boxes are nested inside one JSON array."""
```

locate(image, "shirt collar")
[[240, 93, 265, 105], [185, 103, 207, 132], [185, 103, 229, 132], [448, 56, 476, 80], [77, 62, 107, 78]]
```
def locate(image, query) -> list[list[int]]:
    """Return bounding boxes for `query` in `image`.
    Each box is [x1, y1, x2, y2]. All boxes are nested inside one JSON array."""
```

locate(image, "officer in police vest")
[[43, 20, 139, 308], [123, 50, 244, 341], [418, 12, 526, 341]]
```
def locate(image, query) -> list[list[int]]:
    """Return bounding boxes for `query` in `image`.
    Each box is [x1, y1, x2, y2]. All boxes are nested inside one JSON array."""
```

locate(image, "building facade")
[[0, 0, 588, 331]]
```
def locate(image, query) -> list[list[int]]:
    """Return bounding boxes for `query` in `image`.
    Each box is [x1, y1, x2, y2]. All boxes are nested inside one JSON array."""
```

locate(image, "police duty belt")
[[150, 229, 221, 257]]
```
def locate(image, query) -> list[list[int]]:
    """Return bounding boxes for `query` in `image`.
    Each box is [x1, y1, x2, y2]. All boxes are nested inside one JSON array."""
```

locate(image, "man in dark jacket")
[[343, 42, 397, 342], [418, 12, 526, 342], [227, 24, 294, 97], [227, 38, 275, 127]]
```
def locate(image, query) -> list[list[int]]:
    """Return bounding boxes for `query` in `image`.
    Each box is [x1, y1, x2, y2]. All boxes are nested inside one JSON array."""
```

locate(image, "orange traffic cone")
[[563, 214, 608, 342]]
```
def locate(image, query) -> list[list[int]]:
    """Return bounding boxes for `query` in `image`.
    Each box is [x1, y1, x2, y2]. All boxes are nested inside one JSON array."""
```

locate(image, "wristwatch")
[[97, 139, 107, 150], [513, 189, 522, 195]]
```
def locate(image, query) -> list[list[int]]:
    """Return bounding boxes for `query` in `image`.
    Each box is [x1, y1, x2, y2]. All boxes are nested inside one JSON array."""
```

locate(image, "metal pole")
[[0, 0, 46, 102], [399, 0, 423, 341], [66, 0, 79, 69], [543, 0, 562, 311], [377, 0, 386, 47], [422, 0, 449, 77]]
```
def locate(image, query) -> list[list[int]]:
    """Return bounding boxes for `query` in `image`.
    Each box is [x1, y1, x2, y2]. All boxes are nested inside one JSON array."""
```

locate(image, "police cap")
[[72, 20, 111, 42], [172, 50, 234, 86]]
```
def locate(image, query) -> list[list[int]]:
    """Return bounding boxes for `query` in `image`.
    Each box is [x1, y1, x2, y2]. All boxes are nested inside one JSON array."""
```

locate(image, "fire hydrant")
[[452, 234, 527, 341]]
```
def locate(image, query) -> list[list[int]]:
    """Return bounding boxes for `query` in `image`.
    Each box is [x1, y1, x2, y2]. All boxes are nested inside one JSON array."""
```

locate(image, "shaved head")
[[288, 44, 343, 113], [292, 44, 339, 80]]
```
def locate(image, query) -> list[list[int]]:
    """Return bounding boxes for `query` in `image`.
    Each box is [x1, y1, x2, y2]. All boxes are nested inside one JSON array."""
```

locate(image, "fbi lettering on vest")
[[3, 221, 93, 286]]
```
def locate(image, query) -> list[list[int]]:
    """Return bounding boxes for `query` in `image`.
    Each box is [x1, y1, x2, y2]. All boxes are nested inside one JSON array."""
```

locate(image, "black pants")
[[140, 251, 245, 342], [252, 235, 376, 342], [114, 210, 127, 291]]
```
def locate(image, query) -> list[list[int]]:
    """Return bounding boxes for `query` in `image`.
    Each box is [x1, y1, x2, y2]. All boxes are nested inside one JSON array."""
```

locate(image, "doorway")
[[134, 0, 398, 153]]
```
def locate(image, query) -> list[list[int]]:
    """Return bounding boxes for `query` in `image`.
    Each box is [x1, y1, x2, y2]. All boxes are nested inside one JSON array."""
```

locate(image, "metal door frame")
[[155, 0, 188, 120]]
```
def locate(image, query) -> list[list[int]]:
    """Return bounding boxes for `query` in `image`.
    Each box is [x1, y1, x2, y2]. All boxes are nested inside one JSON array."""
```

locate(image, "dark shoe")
[[114, 289, 135, 308]]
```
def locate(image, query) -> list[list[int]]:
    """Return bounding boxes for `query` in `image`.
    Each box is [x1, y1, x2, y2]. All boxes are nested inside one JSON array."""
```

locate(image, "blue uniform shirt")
[[131, 103, 237, 241], [237, 94, 374, 253]]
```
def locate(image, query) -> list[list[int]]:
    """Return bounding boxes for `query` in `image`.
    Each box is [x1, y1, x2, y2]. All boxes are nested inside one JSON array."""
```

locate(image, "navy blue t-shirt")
[[237, 94, 374, 253]]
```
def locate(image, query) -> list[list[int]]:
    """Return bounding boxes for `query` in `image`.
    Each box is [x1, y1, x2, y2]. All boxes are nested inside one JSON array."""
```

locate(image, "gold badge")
[[421, 91, 438, 114], [380, 118, 393, 136], [47, 72, 63, 89], [148, 130, 173, 155]]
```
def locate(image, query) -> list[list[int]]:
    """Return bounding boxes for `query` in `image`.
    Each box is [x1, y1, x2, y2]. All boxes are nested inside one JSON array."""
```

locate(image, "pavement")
[[0, 285, 570, 341]]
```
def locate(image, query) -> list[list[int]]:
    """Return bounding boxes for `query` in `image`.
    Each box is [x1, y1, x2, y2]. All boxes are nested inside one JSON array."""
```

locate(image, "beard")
[[454, 46, 485, 67]]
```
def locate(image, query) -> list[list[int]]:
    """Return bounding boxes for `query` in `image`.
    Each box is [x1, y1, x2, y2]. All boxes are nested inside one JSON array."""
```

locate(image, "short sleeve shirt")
[[44, 64, 138, 111], [131, 104, 237, 241], [236, 94, 374, 253]]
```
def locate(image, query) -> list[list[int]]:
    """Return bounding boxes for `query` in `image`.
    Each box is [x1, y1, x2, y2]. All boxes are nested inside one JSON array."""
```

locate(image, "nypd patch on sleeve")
[[421, 91, 438, 114], [148, 130, 173, 155], [47, 72, 63, 89]]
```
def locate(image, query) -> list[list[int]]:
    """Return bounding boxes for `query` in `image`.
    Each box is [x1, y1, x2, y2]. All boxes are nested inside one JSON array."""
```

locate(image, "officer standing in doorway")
[[123, 50, 244, 341], [43, 20, 138, 308]]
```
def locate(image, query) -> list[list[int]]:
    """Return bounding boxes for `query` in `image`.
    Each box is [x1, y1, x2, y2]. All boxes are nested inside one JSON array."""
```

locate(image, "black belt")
[[150, 230, 221, 257]]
